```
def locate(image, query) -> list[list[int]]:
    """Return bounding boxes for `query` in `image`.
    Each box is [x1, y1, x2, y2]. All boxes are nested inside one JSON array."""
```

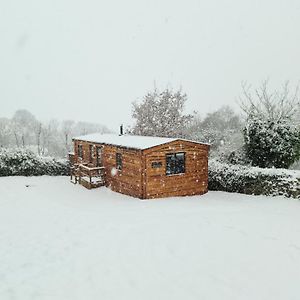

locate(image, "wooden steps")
[[70, 164, 106, 189]]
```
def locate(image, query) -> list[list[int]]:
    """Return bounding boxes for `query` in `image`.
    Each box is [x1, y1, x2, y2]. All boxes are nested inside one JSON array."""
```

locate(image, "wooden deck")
[[70, 162, 105, 189]]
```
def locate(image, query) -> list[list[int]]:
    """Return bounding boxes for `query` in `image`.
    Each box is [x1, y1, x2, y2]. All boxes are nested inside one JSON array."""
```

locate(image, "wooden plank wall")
[[143, 141, 209, 199], [73, 140, 143, 198], [103, 145, 143, 198], [72, 139, 209, 199]]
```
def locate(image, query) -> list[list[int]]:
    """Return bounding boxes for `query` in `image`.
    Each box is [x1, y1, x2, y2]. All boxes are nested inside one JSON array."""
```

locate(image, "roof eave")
[[73, 138, 143, 151]]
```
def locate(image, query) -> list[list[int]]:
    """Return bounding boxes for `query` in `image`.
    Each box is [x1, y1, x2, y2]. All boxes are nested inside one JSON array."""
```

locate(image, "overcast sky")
[[1, 0, 300, 131]]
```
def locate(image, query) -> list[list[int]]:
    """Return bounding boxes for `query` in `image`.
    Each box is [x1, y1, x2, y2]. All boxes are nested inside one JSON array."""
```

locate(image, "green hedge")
[[0, 149, 69, 176], [209, 159, 300, 199]]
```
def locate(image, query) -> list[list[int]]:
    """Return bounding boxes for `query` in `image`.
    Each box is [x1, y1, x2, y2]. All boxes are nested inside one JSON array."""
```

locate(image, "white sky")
[[1, 0, 300, 130]]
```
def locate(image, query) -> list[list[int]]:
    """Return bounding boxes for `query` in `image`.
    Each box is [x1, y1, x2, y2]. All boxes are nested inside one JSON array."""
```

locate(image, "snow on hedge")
[[209, 159, 300, 198], [0, 149, 69, 176]]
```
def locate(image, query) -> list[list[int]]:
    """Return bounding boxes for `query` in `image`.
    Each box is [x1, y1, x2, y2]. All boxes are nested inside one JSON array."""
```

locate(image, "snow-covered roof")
[[73, 133, 208, 150]]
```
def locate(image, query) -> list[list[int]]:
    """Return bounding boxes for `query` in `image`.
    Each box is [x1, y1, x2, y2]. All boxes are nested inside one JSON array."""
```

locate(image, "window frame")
[[78, 144, 83, 159], [116, 152, 122, 170], [96, 146, 103, 167], [166, 152, 185, 176], [89, 144, 94, 163]]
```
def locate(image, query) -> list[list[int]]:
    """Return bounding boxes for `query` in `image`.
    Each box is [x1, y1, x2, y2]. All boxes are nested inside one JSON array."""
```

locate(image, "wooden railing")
[[78, 164, 106, 186], [70, 163, 105, 188], [70, 163, 80, 184]]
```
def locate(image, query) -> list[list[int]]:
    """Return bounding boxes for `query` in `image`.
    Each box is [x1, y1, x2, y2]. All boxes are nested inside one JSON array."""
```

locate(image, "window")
[[96, 146, 103, 167], [116, 153, 122, 170], [89, 145, 94, 162], [78, 145, 83, 159], [166, 152, 185, 175]]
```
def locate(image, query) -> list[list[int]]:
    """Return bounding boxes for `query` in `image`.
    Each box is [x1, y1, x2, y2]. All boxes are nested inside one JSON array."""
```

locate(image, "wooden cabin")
[[69, 133, 210, 199]]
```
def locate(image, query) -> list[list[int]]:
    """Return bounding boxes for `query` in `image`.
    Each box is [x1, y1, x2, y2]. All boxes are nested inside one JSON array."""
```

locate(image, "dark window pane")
[[78, 145, 83, 159], [116, 153, 122, 170], [89, 145, 93, 162], [96, 146, 102, 167], [166, 152, 185, 175], [176, 153, 184, 160], [176, 153, 185, 173]]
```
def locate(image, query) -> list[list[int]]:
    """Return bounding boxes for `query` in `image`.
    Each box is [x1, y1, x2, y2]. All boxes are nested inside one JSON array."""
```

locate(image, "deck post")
[[79, 166, 81, 184]]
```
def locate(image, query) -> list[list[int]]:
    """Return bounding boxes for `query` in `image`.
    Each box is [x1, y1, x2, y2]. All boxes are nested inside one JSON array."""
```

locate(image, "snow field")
[[0, 176, 300, 300]]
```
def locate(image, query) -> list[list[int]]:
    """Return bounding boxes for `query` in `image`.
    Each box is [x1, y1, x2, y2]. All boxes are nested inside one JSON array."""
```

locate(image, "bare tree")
[[186, 106, 243, 151], [61, 120, 75, 153], [12, 109, 37, 147], [35, 122, 42, 155], [1, 109, 111, 157], [239, 80, 299, 122], [0, 118, 11, 147]]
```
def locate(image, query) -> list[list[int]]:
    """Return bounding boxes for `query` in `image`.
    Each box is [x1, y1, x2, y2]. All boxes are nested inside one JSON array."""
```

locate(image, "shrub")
[[209, 159, 300, 199], [225, 147, 251, 165], [0, 149, 69, 176], [243, 117, 300, 168]]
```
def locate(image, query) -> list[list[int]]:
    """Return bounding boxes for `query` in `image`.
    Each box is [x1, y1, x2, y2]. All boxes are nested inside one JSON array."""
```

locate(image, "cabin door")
[[96, 146, 103, 167]]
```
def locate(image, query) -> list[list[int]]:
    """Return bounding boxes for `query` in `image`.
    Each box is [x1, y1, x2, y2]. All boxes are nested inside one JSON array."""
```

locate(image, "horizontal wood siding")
[[143, 141, 209, 199], [73, 139, 209, 199], [103, 145, 143, 198], [73, 140, 143, 198]]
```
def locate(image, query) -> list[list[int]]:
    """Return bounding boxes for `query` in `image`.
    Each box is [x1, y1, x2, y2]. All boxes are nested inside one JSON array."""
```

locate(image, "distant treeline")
[[0, 110, 111, 158]]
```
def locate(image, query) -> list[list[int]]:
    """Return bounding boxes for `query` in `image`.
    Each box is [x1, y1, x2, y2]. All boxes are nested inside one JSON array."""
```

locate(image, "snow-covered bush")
[[209, 159, 300, 198], [243, 117, 300, 168], [240, 80, 300, 169], [0, 149, 69, 176], [219, 147, 251, 165]]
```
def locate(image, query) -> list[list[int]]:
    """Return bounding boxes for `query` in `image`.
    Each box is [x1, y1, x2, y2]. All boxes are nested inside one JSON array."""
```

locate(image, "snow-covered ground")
[[0, 177, 300, 300]]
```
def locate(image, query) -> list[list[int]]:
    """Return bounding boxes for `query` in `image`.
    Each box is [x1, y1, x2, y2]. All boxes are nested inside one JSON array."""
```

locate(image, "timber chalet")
[[69, 130, 210, 199]]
